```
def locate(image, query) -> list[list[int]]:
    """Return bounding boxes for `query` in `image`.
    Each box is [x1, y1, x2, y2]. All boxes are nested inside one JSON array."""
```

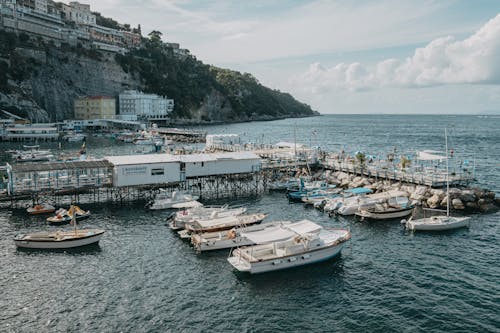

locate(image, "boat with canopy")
[[227, 220, 351, 274]]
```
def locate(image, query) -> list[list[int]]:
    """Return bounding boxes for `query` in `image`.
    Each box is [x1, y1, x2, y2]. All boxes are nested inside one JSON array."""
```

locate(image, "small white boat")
[[14, 152, 54, 162], [355, 196, 414, 220], [148, 190, 201, 210], [356, 204, 414, 220], [14, 229, 104, 249], [179, 213, 267, 238], [404, 215, 470, 231], [227, 220, 351, 274], [64, 133, 86, 142], [335, 190, 408, 216], [404, 129, 471, 232], [191, 221, 291, 252], [27, 203, 55, 215], [168, 206, 247, 230], [134, 137, 155, 145], [322, 187, 373, 213], [46, 206, 91, 225]]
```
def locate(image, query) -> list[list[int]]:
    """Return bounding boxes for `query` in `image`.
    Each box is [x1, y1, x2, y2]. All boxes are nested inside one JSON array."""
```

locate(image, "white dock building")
[[105, 151, 261, 187]]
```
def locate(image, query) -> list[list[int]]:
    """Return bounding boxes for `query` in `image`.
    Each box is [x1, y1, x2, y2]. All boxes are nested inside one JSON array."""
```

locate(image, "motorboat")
[[288, 186, 339, 203], [46, 206, 91, 225], [64, 133, 86, 142], [356, 197, 414, 220], [301, 191, 341, 206], [335, 190, 408, 216], [148, 190, 201, 210], [404, 215, 470, 231], [227, 220, 351, 274], [12, 146, 54, 162], [27, 203, 55, 215], [168, 205, 247, 231], [322, 187, 373, 212], [179, 213, 267, 238], [268, 178, 301, 191], [14, 229, 105, 249], [191, 221, 291, 252]]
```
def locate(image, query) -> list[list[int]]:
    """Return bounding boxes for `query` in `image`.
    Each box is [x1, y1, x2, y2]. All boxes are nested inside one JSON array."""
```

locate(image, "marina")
[[0, 114, 499, 332]]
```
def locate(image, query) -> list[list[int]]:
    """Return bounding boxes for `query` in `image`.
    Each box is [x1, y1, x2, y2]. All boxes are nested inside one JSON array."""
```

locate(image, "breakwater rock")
[[323, 170, 499, 213]]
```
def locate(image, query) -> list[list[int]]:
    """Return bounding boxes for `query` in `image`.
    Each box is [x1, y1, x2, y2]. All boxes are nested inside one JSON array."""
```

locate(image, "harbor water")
[[0, 115, 499, 332]]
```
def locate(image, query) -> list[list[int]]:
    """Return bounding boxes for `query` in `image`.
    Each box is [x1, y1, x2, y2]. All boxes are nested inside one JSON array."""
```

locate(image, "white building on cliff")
[[118, 90, 174, 121]]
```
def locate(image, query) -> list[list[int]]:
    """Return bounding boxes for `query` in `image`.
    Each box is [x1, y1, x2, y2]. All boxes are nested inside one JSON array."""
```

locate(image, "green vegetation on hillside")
[[115, 35, 317, 121]]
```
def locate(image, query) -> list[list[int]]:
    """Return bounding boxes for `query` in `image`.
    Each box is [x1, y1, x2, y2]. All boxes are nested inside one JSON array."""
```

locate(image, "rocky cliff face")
[[1, 47, 140, 122], [0, 31, 318, 123]]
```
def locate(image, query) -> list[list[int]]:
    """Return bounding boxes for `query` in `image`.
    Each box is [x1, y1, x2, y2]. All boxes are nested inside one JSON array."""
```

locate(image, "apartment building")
[[74, 96, 116, 120]]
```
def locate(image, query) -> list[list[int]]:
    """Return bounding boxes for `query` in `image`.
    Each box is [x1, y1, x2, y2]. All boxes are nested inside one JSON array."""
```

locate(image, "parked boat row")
[[164, 199, 352, 274]]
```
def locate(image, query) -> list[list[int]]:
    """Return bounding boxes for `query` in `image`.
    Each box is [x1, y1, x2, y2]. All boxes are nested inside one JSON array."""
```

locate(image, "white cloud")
[[295, 13, 500, 92]]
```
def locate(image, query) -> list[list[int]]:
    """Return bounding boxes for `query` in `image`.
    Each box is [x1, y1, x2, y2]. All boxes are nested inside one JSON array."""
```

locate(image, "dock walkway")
[[321, 158, 474, 187]]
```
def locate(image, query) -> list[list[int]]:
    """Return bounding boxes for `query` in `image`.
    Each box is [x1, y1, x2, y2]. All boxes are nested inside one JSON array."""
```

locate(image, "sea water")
[[0, 115, 498, 332]]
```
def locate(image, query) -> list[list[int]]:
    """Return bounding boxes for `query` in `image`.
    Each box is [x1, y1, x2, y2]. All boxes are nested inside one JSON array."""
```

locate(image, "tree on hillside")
[[148, 30, 163, 44]]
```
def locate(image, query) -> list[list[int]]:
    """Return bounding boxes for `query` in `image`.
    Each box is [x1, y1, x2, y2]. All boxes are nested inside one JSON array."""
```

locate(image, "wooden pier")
[[320, 158, 474, 187]]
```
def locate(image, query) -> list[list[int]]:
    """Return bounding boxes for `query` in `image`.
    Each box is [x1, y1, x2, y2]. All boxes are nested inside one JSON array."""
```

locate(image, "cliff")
[[0, 30, 318, 123]]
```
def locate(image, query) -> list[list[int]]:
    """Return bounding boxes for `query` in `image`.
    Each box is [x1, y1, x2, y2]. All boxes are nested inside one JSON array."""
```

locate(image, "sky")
[[80, 0, 500, 114]]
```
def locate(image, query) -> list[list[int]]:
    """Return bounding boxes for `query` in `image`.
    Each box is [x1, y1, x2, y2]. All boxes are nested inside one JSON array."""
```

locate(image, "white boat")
[[148, 190, 201, 210], [179, 213, 267, 238], [227, 220, 351, 274], [168, 205, 247, 230], [14, 229, 104, 249], [15, 205, 104, 250], [405, 215, 470, 231], [46, 206, 91, 225], [134, 136, 158, 145], [404, 129, 471, 232], [13, 147, 54, 162], [335, 190, 408, 216], [191, 221, 292, 252], [356, 197, 414, 220], [64, 133, 86, 142], [26, 203, 55, 215], [322, 187, 373, 212]]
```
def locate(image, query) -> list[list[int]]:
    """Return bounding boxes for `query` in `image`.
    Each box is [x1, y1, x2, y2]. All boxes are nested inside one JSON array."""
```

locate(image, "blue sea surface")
[[0, 115, 499, 332]]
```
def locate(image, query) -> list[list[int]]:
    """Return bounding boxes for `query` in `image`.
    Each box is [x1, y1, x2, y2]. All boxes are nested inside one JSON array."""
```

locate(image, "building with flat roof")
[[119, 90, 174, 121], [61, 1, 95, 25], [74, 96, 116, 120]]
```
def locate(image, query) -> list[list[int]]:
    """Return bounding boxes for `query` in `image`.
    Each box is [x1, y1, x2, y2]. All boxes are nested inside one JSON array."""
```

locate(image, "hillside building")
[[119, 90, 174, 121], [60, 1, 95, 25], [74, 96, 116, 120]]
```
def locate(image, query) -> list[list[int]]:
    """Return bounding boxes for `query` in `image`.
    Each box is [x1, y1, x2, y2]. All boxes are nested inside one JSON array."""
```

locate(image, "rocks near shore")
[[322, 170, 499, 213]]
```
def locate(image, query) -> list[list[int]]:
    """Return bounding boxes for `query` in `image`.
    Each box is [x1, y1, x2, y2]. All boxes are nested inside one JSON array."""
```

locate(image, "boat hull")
[[27, 204, 55, 215], [406, 216, 470, 231], [356, 207, 414, 220], [46, 212, 91, 225], [14, 230, 104, 249], [228, 243, 345, 274]]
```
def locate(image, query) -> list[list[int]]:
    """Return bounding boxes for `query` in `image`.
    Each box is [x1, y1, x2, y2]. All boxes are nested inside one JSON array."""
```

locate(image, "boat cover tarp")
[[171, 201, 203, 209], [241, 226, 296, 245], [195, 215, 238, 228], [285, 220, 323, 235], [417, 151, 447, 161], [344, 187, 373, 195]]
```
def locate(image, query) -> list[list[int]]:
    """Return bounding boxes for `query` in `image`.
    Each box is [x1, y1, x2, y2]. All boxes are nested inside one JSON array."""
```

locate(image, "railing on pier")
[[321, 158, 474, 187]]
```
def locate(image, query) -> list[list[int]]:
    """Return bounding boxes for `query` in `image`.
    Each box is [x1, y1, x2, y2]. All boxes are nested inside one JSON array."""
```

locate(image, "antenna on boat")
[[445, 128, 450, 217], [71, 205, 77, 235]]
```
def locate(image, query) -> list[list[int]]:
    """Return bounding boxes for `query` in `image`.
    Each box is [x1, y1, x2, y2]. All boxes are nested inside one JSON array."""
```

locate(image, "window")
[[151, 168, 164, 176]]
